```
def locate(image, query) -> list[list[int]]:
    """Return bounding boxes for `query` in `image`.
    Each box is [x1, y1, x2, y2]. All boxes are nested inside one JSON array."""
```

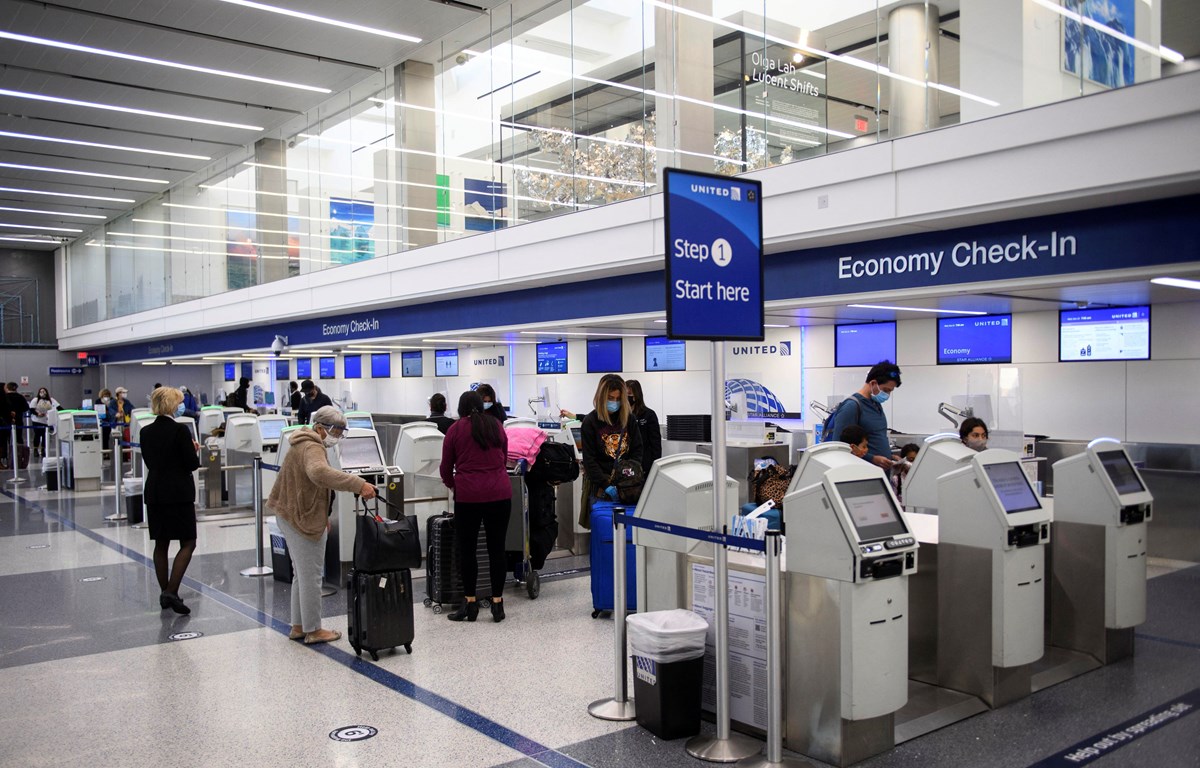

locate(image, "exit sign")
[[854, 114, 870, 132]]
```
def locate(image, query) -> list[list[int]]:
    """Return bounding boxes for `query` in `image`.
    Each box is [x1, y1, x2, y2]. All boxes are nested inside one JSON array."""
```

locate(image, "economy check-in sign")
[[664, 168, 764, 341]]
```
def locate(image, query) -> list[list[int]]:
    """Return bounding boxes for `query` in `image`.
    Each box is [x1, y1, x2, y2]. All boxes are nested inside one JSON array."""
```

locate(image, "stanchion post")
[[738, 531, 813, 768], [105, 433, 127, 522], [7, 422, 26, 486], [588, 506, 637, 721], [240, 455, 273, 577]]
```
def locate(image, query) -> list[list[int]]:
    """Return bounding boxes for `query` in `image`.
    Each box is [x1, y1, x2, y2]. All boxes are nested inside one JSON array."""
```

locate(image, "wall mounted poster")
[[225, 210, 257, 290], [1063, 0, 1136, 89], [464, 179, 507, 232], [329, 198, 374, 264]]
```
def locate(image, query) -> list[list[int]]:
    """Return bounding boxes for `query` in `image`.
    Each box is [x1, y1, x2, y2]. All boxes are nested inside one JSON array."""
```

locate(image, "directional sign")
[[48, 367, 85, 376], [664, 167, 763, 341]]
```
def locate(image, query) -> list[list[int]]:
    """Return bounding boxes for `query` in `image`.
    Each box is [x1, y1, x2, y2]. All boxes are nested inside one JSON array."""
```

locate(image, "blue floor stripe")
[[1135, 632, 1200, 651], [1, 487, 593, 768]]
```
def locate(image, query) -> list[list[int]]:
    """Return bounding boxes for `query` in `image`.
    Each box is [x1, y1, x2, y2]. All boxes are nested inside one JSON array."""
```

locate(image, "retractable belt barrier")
[[240, 455, 272, 578]]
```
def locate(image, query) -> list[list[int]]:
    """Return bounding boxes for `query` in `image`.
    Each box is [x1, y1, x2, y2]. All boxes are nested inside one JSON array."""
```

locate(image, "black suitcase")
[[0, 443, 30, 470], [424, 513, 492, 613], [346, 568, 414, 661]]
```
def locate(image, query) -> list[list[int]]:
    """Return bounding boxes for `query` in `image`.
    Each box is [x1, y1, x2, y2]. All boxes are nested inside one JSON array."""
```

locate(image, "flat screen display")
[[645, 336, 686, 371], [318, 357, 336, 379], [224, 363, 235, 382], [177, 419, 197, 440], [835, 322, 896, 368], [346, 416, 373, 430], [370, 353, 390, 378], [587, 338, 622, 373], [536, 341, 568, 374], [1097, 449, 1145, 495], [938, 315, 1012, 365], [1059, 306, 1150, 361], [338, 435, 383, 470], [241, 361, 253, 381], [343, 354, 361, 379], [401, 351, 423, 377], [258, 419, 285, 441], [274, 359, 290, 380], [836, 478, 908, 541], [435, 349, 458, 377], [72, 413, 99, 430], [983, 461, 1042, 514], [295, 358, 312, 379]]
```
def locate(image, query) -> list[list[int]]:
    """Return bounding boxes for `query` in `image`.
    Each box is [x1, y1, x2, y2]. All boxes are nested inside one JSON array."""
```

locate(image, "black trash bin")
[[123, 478, 144, 525], [42, 458, 58, 491], [627, 609, 709, 740]]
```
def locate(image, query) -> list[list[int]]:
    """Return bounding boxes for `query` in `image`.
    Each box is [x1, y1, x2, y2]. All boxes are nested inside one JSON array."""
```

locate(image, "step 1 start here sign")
[[664, 168, 764, 341]]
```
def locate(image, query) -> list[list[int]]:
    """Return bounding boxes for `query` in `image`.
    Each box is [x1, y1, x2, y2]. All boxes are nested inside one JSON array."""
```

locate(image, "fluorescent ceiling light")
[[0, 235, 65, 244], [1030, 0, 1185, 64], [849, 304, 987, 316], [420, 338, 540, 345], [1150, 276, 1200, 291], [0, 32, 331, 94], [0, 222, 83, 232], [291, 349, 336, 354], [167, 361, 214, 366], [0, 161, 168, 184], [0, 205, 105, 219], [141, 361, 167, 366], [164, 201, 460, 236], [215, 0, 420, 43], [519, 331, 648, 338], [0, 186, 135, 204], [0, 130, 212, 160], [346, 345, 437, 351], [0, 89, 264, 131], [765, 324, 790, 328]]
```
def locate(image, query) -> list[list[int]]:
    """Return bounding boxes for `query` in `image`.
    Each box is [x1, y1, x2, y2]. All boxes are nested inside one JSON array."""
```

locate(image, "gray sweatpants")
[[276, 517, 327, 632]]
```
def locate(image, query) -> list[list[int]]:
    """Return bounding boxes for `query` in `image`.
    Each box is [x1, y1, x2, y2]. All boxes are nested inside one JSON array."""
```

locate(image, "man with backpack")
[[828, 360, 902, 470]]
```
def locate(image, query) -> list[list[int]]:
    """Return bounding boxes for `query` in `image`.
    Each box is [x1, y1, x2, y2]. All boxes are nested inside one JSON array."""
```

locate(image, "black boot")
[[490, 599, 505, 623], [447, 599, 479, 622]]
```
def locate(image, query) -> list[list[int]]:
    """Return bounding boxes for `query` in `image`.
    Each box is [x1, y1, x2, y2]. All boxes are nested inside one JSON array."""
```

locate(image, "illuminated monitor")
[[258, 419, 285, 442], [1059, 306, 1150, 362], [319, 357, 336, 378], [401, 351, 423, 377], [343, 354, 362, 379], [295, 358, 312, 379], [587, 338, 622, 373], [72, 412, 99, 431], [938, 315, 1012, 365], [274, 359, 290, 380], [339, 435, 383, 470], [983, 461, 1042, 514], [178, 420, 198, 440], [435, 349, 458, 377], [346, 416, 374, 430], [241, 361, 253, 380], [836, 478, 908, 541], [536, 341, 568, 374], [835, 322, 896, 367], [224, 363, 235, 382], [645, 336, 685, 371], [370, 353, 391, 378], [1097, 449, 1145, 495]]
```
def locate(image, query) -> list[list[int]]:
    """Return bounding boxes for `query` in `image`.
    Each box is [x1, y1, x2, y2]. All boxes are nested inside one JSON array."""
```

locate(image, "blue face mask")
[[606, 401, 620, 413], [871, 389, 890, 404], [174, 403, 186, 417], [482, 401, 493, 410]]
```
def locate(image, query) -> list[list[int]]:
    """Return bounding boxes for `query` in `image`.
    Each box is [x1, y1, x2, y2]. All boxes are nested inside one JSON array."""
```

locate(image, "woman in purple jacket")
[[440, 390, 512, 623]]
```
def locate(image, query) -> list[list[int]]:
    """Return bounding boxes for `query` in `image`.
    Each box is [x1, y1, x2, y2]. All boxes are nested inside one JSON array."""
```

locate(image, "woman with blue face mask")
[[138, 387, 202, 615], [579, 374, 642, 529], [475, 383, 508, 423]]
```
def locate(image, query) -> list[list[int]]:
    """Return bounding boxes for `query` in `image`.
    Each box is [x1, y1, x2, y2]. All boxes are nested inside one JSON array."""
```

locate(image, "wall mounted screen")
[[318, 357, 336, 379], [536, 341, 568, 374], [1097, 450, 1145, 495], [401, 351, 423, 378], [435, 349, 458, 377], [223, 363, 235, 382], [274, 360, 290, 380], [586, 339, 622, 373], [645, 336, 686, 371], [836, 478, 908, 541], [295, 358, 312, 379], [1059, 306, 1150, 361], [983, 461, 1042, 514], [343, 355, 361, 379], [240, 361, 253, 381], [835, 322, 896, 367], [938, 315, 1012, 364], [370, 353, 390, 378]]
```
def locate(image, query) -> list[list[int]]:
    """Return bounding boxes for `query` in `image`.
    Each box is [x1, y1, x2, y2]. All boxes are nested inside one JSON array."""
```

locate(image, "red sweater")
[[440, 418, 512, 503]]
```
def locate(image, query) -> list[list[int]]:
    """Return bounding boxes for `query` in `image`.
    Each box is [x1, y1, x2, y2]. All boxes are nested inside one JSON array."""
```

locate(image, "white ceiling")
[[0, 0, 504, 250]]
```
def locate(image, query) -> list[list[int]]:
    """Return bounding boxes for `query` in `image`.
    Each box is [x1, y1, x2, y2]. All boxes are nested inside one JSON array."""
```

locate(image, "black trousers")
[[454, 499, 511, 599]]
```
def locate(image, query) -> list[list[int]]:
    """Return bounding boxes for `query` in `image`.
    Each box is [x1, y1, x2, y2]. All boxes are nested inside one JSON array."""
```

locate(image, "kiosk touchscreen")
[[174, 416, 198, 442], [343, 411, 375, 432], [1050, 439, 1152, 663], [902, 434, 976, 515], [937, 449, 1052, 706], [782, 462, 917, 764], [57, 410, 102, 491], [130, 412, 158, 476], [328, 429, 403, 564], [257, 415, 289, 447]]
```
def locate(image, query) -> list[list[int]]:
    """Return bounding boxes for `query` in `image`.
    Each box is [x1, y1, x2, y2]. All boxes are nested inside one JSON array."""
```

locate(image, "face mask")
[[628, 397, 637, 405], [871, 387, 890, 404], [967, 437, 988, 451], [482, 402, 493, 410], [606, 401, 620, 413], [322, 434, 342, 448], [174, 403, 186, 417], [101, 397, 111, 404]]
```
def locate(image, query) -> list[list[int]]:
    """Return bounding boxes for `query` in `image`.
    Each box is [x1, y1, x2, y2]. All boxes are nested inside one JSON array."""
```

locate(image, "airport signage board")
[[664, 167, 764, 341]]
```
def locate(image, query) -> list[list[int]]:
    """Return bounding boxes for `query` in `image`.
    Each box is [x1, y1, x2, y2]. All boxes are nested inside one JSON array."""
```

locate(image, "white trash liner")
[[626, 609, 708, 663]]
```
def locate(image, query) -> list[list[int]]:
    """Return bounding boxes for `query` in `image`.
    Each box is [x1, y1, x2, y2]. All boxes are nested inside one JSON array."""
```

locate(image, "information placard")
[[664, 168, 763, 341]]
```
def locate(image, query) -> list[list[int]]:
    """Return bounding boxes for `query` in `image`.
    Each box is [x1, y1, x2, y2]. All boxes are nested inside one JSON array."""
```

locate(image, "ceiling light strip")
[[0, 205, 106, 219], [0, 89, 264, 131], [0, 161, 168, 184], [0, 130, 212, 160], [0, 186, 135, 203], [0, 222, 83, 232], [849, 304, 987, 315], [214, 0, 421, 43], [1150, 277, 1200, 291]]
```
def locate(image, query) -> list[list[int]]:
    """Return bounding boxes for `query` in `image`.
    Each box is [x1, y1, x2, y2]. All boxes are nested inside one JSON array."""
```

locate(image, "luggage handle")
[[355, 492, 406, 521]]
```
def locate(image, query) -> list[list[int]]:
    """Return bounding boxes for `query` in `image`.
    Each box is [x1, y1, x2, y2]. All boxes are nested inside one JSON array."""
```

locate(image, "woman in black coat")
[[624, 379, 661, 476], [140, 387, 201, 614]]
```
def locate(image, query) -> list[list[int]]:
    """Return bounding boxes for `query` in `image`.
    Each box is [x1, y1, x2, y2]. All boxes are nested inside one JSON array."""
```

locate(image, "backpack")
[[529, 441, 580, 484], [609, 459, 645, 505], [752, 462, 796, 506], [819, 396, 863, 443]]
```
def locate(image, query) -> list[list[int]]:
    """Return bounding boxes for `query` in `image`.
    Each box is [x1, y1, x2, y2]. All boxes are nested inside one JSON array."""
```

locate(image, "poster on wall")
[[1062, 0, 1136, 89], [464, 179, 507, 232], [725, 335, 797, 419], [329, 198, 374, 264], [225, 210, 257, 290]]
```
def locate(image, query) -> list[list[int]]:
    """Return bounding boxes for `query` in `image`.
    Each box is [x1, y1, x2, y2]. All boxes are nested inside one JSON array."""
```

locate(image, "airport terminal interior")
[[2, 1, 1200, 766]]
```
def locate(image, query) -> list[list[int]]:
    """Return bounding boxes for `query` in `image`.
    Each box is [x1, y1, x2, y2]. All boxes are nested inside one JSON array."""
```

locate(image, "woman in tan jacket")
[[267, 406, 376, 644]]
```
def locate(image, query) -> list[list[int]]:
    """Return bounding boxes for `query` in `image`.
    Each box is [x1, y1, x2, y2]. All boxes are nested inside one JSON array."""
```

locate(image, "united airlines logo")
[[473, 355, 505, 366], [731, 341, 790, 357]]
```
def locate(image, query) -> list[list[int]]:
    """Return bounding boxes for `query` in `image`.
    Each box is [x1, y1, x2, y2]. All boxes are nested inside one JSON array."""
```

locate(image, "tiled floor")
[[1, 463, 1198, 768]]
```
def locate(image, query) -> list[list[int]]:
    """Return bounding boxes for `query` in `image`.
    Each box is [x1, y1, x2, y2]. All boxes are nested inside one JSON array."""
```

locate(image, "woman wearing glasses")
[[267, 406, 377, 644]]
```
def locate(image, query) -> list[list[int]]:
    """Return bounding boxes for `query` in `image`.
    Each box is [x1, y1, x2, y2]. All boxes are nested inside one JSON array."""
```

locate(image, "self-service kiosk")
[[902, 434, 976, 515], [328, 429, 404, 566], [175, 415, 201, 506], [392, 421, 446, 550], [130, 412, 158, 477], [937, 449, 1052, 707], [257, 415, 289, 497], [57, 410, 102, 491], [224, 413, 262, 506], [783, 462, 918, 766], [1049, 439, 1151, 665], [198, 406, 225, 438], [787, 441, 867, 497], [343, 411, 375, 432]]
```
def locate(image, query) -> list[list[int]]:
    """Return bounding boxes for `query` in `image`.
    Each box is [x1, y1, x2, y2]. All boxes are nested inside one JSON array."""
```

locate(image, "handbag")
[[604, 424, 645, 505], [353, 495, 421, 573]]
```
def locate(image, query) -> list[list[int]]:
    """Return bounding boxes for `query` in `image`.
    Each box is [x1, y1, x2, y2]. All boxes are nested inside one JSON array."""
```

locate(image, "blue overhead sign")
[[664, 168, 763, 341], [49, 367, 84, 376]]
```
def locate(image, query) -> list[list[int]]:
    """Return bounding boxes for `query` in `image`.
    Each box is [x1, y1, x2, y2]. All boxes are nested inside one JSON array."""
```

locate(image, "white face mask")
[[966, 437, 988, 451], [322, 435, 341, 448]]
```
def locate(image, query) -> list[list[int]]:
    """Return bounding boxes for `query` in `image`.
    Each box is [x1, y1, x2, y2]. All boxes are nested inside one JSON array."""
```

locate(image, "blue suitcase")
[[590, 501, 637, 618]]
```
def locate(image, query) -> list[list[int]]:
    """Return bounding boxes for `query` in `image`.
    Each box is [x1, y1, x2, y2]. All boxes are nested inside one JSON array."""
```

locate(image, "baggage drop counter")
[[56, 410, 102, 491], [392, 422, 448, 552]]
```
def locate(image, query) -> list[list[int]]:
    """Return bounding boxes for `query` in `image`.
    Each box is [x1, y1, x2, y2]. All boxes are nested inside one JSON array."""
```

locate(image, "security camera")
[[270, 335, 288, 357]]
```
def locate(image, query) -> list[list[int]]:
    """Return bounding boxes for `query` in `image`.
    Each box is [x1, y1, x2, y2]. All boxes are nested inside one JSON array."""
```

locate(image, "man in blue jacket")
[[830, 360, 902, 470]]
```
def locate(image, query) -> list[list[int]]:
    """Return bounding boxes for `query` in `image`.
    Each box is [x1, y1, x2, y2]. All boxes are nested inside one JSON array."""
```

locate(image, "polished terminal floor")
[[1, 460, 1198, 768]]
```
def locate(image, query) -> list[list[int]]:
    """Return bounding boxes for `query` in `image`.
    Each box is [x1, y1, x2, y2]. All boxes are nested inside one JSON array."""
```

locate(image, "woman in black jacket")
[[475, 384, 508, 422], [140, 387, 201, 614], [624, 379, 661, 476], [579, 374, 642, 528]]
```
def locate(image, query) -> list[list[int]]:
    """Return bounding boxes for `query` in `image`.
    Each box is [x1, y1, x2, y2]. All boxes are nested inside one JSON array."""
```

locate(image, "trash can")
[[627, 609, 708, 739], [123, 478, 144, 525], [268, 518, 294, 583], [42, 458, 58, 491]]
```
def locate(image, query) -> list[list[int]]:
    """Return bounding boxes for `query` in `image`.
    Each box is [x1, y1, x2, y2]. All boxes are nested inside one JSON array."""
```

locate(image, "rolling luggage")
[[347, 567, 414, 660], [589, 501, 637, 618], [0, 443, 30, 470], [423, 513, 492, 613]]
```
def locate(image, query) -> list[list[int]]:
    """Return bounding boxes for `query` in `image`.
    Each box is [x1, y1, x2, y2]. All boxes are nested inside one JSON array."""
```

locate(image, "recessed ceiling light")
[[141, 361, 168, 366], [518, 331, 647, 338], [215, 0, 421, 42], [1150, 277, 1200, 291], [0, 161, 169, 184], [0, 89, 264, 131], [0, 31, 332, 94], [0, 186, 135, 203], [0, 205, 106, 219], [0, 130, 212, 160], [849, 304, 988, 316], [0, 222, 83, 232], [765, 324, 790, 328]]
